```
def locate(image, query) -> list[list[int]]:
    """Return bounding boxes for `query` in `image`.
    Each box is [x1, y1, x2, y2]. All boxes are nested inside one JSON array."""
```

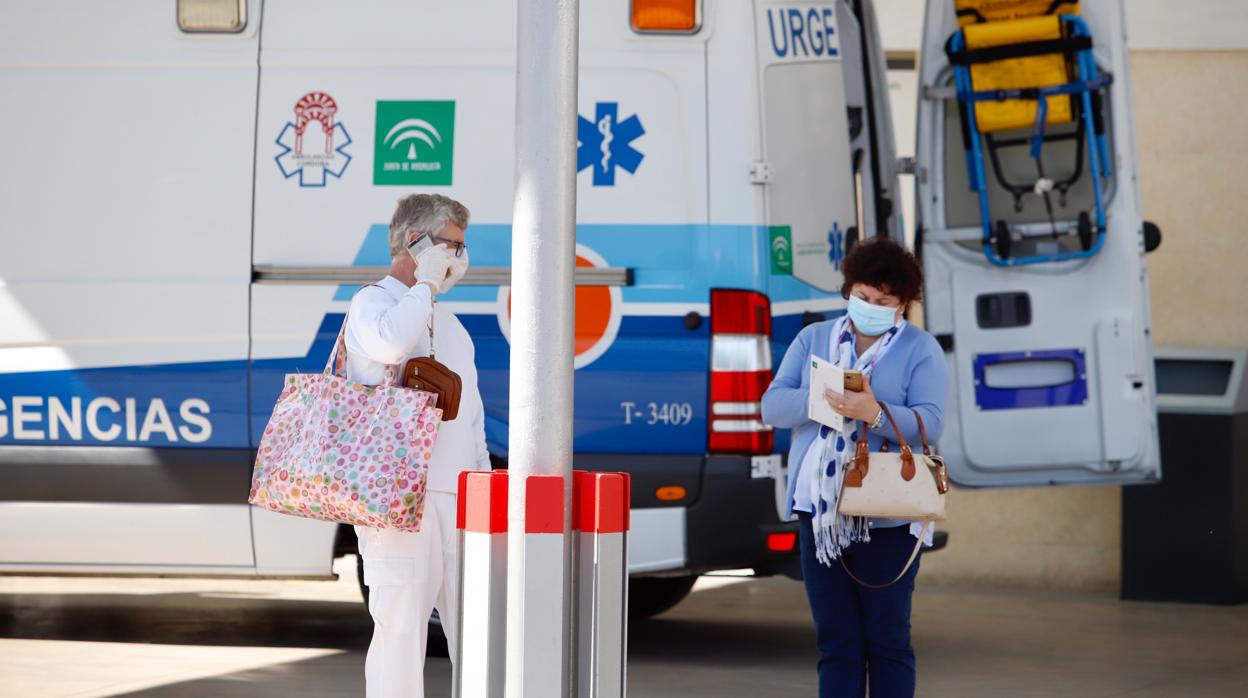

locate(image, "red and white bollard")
[[513, 474, 568, 696], [574, 471, 630, 698], [455, 470, 509, 698], [457, 470, 628, 697]]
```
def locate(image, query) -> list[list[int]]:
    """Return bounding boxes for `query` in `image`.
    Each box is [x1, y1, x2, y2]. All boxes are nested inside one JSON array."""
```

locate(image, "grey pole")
[[506, 0, 579, 696]]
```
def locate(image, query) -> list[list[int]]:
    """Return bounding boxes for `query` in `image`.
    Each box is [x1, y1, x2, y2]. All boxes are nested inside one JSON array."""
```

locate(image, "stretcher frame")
[[947, 14, 1113, 266]]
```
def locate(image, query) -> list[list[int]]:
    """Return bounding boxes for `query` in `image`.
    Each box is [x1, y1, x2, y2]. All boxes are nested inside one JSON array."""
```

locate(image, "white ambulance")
[[0, 0, 1158, 616]]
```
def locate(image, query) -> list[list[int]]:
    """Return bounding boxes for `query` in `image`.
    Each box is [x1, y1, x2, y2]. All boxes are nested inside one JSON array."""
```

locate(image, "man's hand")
[[444, 253, 469, 290], [413, 244, 454, 293], [824, 374, 880, 424]]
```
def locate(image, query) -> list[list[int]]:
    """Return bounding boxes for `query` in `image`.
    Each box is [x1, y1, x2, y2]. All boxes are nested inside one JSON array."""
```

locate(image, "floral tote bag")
[[248, 316, 442, 532]]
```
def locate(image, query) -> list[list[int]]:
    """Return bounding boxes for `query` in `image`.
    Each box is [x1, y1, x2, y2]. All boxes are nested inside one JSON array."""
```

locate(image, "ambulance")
[[0, 0, 1158, 617]]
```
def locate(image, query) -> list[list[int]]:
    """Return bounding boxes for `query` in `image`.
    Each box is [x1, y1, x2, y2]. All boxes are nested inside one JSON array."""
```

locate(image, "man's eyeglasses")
[[430, 235, 468, 258]]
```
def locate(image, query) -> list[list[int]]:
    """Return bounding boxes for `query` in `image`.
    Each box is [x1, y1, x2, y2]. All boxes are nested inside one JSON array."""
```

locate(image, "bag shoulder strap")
[[427, 293, 437, 360], [327, 283, 402, 385], [323, 316, 351, 377], [839, 521, 932, 590]]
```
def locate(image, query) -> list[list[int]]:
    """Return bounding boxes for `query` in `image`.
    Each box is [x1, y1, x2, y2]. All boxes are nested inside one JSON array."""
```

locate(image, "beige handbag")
[[835, 403, 950, 588]]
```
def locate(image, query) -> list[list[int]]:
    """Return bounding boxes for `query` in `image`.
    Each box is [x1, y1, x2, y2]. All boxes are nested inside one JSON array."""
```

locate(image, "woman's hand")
[[824, 374, 881, 424]]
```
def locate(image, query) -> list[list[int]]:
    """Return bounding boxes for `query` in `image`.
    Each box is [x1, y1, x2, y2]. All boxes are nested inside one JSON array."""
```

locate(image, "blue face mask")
[[847, 295, 899, 336]]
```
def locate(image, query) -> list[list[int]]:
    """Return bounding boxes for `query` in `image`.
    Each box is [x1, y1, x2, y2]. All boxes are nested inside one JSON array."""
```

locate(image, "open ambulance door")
[[754, 0, 900, 295], [915, 0, 1160, 487]]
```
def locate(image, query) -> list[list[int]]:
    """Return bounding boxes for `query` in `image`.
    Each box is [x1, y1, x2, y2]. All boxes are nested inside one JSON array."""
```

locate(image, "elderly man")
[[348, 193, 490, 698]]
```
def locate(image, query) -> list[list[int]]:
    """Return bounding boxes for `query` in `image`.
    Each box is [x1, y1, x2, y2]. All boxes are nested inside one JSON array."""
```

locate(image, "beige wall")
[[920, 51, 1248, 592], [1135, 52, 1248, 348], [919, 486, 1121, 592]]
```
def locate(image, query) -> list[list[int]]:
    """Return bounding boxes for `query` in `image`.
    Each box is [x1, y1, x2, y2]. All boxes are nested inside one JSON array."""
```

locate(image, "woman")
[[761, 238, 949, 698]]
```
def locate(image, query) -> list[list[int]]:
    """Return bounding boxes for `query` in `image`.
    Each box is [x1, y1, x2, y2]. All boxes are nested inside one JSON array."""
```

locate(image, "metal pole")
[[507, 0, 579, 695]]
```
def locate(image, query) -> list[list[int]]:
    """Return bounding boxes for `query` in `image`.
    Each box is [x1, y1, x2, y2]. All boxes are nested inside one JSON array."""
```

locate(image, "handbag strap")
[[877, 402, 912, 455], [914, 410, 932, 456], [838, 521, 932, 590], [324, 284, 406, 385], [858, 402, 916, 482], [323, 317, 351, 377], [427, 294, 437, 361]]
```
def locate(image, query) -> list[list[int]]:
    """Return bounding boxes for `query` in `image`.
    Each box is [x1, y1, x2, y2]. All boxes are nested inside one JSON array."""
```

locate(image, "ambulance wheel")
[[629, 575, 699, 619], [1078, 211, 1095, 251], [993, 221, 1011, 260]]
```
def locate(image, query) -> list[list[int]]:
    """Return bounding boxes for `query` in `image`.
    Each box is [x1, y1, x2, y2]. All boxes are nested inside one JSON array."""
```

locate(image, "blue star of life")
[[828, 222, 845, 270], [274, 122, 353, 187], [577, 102, 645, 187]]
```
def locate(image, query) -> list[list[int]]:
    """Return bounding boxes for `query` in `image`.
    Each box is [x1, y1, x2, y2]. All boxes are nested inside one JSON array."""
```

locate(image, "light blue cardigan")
[[762, 319, 949, 522]]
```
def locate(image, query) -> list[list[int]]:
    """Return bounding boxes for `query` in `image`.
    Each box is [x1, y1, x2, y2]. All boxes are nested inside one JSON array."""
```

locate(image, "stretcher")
[[945, 0, 1113, 266]]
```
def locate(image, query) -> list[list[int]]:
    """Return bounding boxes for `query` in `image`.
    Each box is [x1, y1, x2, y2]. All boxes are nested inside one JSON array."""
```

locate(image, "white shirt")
[[344, 275, 491, 493]]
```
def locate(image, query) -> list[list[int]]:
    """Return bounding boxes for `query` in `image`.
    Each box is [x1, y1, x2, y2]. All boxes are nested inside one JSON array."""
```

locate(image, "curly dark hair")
[[839, 237, 924, 305]]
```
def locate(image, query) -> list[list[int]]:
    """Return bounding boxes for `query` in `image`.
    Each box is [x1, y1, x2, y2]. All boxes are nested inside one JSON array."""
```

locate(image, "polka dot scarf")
[[809, 314, 906, 566]]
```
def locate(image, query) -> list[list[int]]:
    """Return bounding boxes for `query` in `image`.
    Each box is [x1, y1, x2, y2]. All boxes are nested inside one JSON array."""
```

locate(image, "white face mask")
[[439, 249, 469, 293]]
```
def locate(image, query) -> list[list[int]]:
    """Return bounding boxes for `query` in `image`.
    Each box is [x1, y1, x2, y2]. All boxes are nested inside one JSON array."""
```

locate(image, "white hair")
[[388, 194, 471, 256]]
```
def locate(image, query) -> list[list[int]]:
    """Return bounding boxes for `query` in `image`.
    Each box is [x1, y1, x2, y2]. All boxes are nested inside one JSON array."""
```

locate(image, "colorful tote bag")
[[248, 316, 442, 532]]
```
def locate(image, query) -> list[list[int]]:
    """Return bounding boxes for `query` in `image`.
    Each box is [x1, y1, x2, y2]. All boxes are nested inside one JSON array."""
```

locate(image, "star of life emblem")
[[576, 102, 645, 187], [275, 92, 353, 187]]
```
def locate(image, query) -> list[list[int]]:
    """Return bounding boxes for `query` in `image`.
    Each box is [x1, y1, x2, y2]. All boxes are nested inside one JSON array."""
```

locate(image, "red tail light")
[[708, 289, 774, 455], [767, 532, 797, 552], [711, 289, 772, 335]]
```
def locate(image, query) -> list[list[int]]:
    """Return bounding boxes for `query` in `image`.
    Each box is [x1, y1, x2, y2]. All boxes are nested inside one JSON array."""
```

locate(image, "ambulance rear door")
[[915, 0, 1160, 487], [755, 1, 852, 295]]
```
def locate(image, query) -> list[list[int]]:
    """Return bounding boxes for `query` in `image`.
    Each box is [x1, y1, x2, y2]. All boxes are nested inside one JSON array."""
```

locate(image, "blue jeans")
[[797, 513, 921, 698]]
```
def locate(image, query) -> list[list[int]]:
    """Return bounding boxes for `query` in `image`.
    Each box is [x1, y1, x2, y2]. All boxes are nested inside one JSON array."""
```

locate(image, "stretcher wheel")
[[1078, 211, 1094, 251], [993, 220, 1012, 260]]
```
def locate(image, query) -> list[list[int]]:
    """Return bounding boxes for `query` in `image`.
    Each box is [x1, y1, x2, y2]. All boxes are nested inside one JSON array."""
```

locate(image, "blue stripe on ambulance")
[[324, 222, 840, 457], [1, 224, 839, 455], [336, 223, 838, 305]]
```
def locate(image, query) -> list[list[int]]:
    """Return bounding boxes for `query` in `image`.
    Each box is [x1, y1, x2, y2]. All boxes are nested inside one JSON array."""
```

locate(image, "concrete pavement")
[[2, 557, 1247, 697]]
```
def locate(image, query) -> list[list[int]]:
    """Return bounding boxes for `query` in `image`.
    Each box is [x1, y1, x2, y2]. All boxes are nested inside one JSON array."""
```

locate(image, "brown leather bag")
[[399, 294, 462, 421]]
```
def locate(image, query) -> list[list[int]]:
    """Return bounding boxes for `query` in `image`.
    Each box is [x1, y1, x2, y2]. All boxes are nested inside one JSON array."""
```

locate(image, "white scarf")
[[809, 315, 907, 566]]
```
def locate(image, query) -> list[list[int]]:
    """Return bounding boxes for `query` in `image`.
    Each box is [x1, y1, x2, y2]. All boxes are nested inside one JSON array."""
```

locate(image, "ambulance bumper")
[[573, 453, 801, 579]]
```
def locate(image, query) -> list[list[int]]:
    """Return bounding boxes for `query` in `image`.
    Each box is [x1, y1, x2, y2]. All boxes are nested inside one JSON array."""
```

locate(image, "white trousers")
[[356, 491, 459, 698]]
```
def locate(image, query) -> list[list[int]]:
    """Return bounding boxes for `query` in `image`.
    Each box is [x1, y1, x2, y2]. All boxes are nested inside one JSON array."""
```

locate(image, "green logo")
[[769, 225, 793, 275], [373, 101, 456, 186]]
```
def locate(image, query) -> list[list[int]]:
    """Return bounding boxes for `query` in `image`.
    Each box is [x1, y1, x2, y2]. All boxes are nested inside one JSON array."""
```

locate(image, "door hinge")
[[750, 160, 773, 185], [895, 156, 916, 175]]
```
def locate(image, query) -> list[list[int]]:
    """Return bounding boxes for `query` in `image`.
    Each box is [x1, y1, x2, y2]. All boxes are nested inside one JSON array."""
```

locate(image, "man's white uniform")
[[346, 275, 490, 698]]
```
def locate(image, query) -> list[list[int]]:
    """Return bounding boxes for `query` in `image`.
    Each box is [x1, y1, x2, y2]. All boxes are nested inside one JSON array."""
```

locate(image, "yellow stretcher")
[[945, 0, 1112, 266]]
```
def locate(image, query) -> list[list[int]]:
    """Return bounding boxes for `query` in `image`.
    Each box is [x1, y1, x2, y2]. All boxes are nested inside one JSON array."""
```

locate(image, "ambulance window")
[[178, 0, 245, 33], [983, 359, 1076, 390], [976, 292, 1031, 329]]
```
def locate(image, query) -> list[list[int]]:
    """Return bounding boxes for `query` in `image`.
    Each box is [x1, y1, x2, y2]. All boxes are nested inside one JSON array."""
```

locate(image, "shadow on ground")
[[0, 591, 374, 650], [6, 574, 1248, 697]]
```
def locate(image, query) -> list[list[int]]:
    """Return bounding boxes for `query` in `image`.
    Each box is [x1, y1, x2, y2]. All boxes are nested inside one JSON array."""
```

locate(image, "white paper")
[[808, 356, 845, 432]]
